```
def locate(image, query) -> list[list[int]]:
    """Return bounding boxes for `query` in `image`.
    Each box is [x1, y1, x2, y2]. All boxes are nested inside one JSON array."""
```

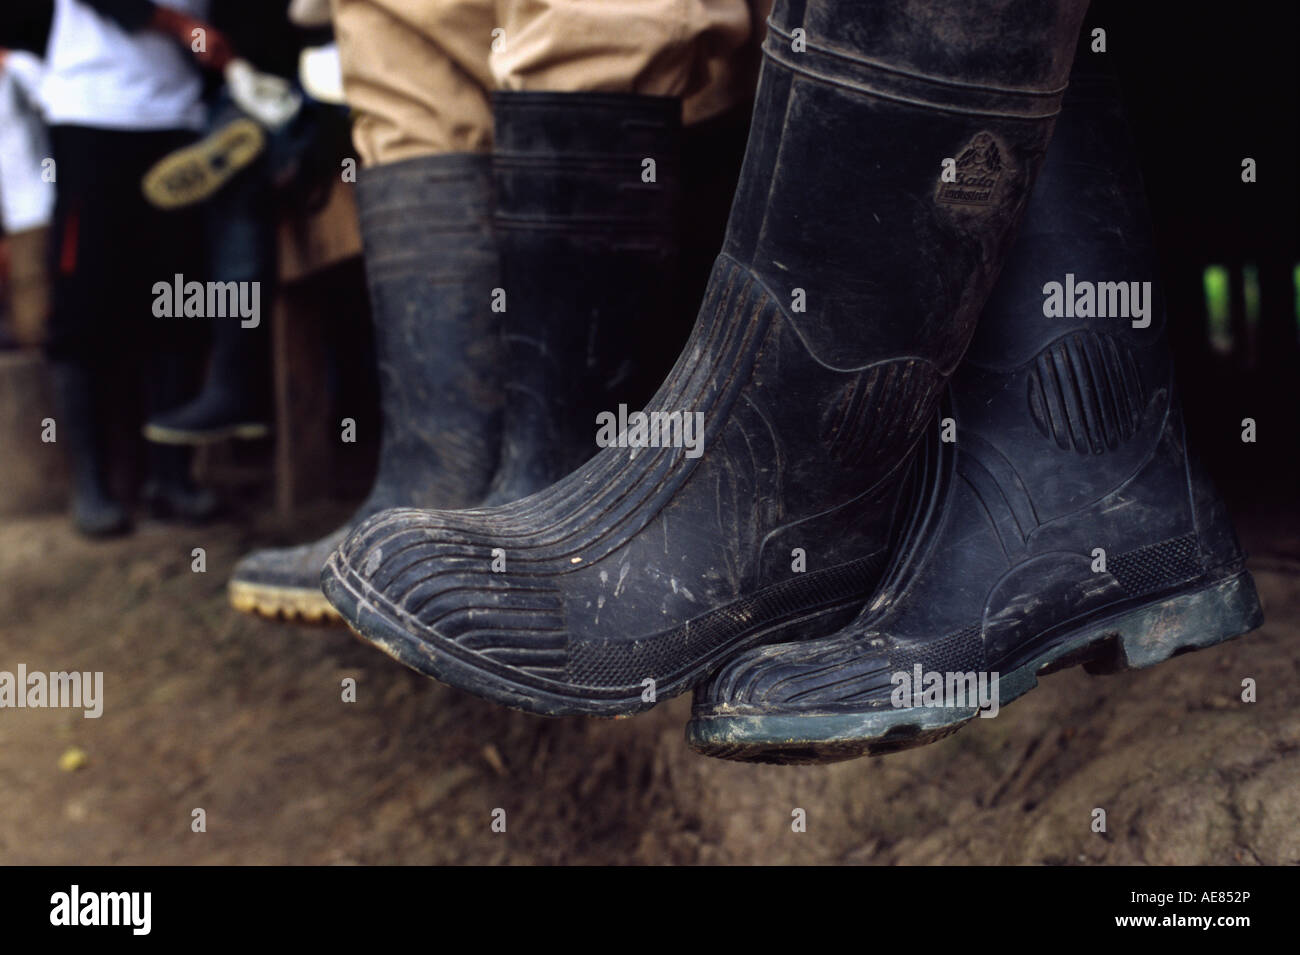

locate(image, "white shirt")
[[39, 0, 209, 131], [0, 53, 54, 232]]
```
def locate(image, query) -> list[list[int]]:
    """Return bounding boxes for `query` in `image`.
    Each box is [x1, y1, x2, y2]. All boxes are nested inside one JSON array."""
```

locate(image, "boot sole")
[[686, 568, 1263, 764], [142, 119, 266, 210], [229, 580, 341, 625], [144, 421, 271, 446], [321, 550, 871, 717]]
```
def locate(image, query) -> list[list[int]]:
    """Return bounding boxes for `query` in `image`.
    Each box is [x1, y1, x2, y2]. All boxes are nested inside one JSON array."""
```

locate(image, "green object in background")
[[1204, 264, 1231, 353], [1293, 263, 1300, 337]]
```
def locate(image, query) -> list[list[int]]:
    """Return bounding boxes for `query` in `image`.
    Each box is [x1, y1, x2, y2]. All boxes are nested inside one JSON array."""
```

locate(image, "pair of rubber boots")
[[230, 92, 737, 620], [318, 0, 1262, 765]]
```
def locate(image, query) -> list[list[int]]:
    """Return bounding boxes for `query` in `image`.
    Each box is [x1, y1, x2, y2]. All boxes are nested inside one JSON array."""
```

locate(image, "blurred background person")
[[38, 0, 233, 535]]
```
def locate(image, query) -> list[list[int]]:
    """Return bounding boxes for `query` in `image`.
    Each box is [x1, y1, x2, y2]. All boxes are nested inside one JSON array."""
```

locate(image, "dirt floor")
[[0, 499, 1297, 865]]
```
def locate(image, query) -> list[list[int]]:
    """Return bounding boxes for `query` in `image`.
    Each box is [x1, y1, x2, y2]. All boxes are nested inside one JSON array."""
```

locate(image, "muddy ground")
[[0, 498, 1297, 865]]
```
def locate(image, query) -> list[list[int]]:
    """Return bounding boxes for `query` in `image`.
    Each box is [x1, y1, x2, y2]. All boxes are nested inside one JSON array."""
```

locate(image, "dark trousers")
[[45, 125, 206, 488], [46, 124, 203, 360]]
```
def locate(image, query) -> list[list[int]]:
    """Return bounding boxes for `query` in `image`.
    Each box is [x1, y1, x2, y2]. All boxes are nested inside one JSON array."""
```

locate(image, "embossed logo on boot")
[[937, 133, 1005, 206]]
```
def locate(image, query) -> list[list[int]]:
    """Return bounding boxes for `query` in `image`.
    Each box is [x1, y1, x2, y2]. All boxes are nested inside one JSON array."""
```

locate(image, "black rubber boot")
[[482, 92, 682, 506], [48, 359, 131, 538], [141, 350, 221, 524], [144, 168, 275, 446], [229, 154, 501, 622], [142, 314, 271, 445], [687, 61, 1264, 764], [321, 0, 1092, 715]]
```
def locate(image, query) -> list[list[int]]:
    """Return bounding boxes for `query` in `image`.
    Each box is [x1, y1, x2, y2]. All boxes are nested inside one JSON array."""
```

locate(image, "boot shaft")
[[955, 59, 1187, 532], [721, 0, 1091, 374], [967, 60, 1165, 366], [488, 92, 683, 498], [354, 154, 502, 510]]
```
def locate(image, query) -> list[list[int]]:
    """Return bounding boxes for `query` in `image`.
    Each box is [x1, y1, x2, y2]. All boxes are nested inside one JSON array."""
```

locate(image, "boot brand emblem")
[[937, 133, 1005, 206]]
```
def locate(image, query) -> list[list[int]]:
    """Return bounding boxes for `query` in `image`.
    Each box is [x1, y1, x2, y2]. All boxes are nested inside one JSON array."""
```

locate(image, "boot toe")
[[324, 505, 572, 705], [689, 625, 987, 764], [702, 631, 900, 713], [233, 532, 343, 589], [229, 530, 347, 622]]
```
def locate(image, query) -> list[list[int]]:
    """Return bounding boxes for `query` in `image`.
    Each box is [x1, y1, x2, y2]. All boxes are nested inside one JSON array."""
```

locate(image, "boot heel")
[[1110, 570, 1263, 670]]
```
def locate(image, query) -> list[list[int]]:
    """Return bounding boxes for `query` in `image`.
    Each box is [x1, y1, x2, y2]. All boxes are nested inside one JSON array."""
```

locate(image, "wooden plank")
[[276, 180, 362, 287], [272, 284, 334, 518]]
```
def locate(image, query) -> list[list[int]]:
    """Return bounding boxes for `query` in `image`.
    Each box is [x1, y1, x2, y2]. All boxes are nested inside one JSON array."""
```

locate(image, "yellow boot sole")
[[143, 420, 271, 446], [143, 118, 266, 210], [229, 579, 341, 624]]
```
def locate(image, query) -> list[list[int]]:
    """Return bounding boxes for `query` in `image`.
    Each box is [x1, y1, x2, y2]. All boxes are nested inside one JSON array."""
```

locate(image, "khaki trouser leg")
[[490, 0, 763, 126], [334, 0, 497, 165], [334, 0, 765, 166]]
